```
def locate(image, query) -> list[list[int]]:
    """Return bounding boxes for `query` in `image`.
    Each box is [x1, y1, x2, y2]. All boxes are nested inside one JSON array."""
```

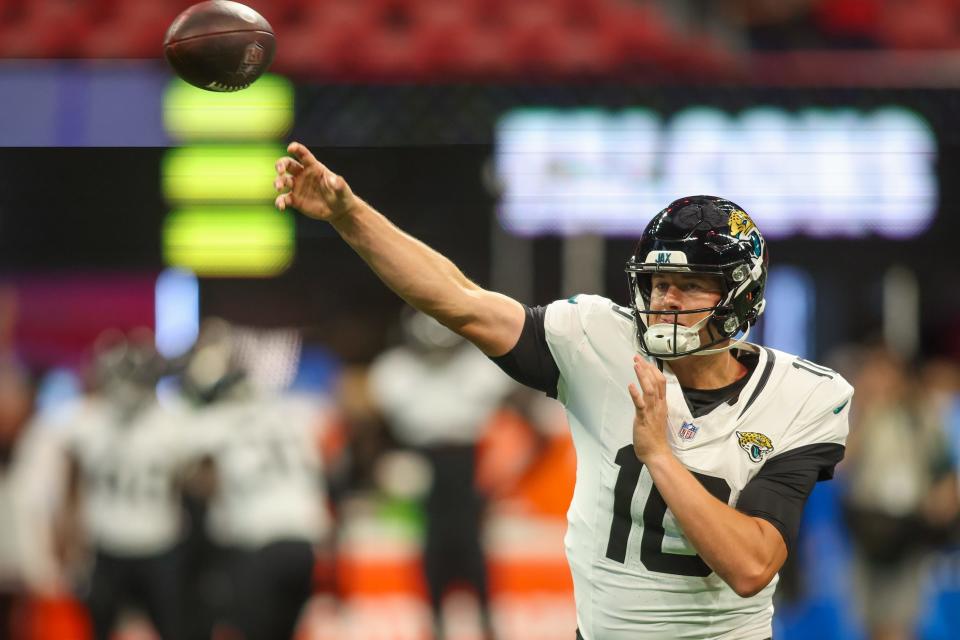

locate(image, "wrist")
[[329, 197, 367, 232], [640, 447, 676, 473]]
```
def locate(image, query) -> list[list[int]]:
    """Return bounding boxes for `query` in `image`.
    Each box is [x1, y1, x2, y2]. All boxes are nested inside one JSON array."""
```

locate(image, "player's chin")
[[652, 317, 685, 327]]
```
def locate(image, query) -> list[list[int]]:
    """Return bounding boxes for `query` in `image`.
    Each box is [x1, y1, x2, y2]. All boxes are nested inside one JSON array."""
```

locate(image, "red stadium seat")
[[297, 0, 385, 42], [272, 7, 369, 79], [244, 0, 297, 25], [429, 21, 514, 79], [499, 0, 565, 75], [0, 0, 28, 22], [81, 0, 173, 58], [0, 0, 93, 57], [878, 0, 957, 48], [552, 21, 624, 76], [406, 0, 516, 79], [344, 0, 440, 80], [410, 0, 476, 77], [608, 1, 677, 68], [816, 0, 882, 41], [410, 0, 479, 33]]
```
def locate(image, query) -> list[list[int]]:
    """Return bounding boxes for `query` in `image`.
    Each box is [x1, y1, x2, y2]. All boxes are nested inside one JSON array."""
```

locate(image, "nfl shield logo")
[[678, 421, 699, 440]]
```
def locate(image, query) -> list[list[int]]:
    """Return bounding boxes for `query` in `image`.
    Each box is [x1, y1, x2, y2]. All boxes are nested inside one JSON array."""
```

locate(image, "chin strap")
[[691, 322, 752, 357]]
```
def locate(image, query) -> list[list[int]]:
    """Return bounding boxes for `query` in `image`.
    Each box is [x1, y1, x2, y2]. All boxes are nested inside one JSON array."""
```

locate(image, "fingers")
[[629, 357, 651, 411], [287, 141, 320, 168], [274, 158, 343, 196], [628, 383, 644, 409], [632, 355, 666, 403], [274, 173, 293, 191], [275, 157, 304, 176], [274, 156, 302, 195], [273, 143, 351, 216], [274, 192, 296, 211]]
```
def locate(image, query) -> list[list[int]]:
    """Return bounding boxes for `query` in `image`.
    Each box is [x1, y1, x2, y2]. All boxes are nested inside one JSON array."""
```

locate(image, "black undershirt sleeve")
[[736, 442, 845, 555], [488, 305, 560, 398]]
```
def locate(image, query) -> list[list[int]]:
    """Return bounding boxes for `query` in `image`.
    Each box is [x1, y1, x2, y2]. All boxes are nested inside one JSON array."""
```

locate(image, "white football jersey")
[[61, 398, 193, 556], [544, 295, 852, 640], [191, 393, 332, 549], [369, 343, 515, 447]]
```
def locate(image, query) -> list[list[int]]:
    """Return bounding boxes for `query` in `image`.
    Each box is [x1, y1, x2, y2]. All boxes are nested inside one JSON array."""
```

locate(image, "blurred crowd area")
[[0, 295, 579, 640], [0, 290, 958, 640], [0, 0, 956, 71]]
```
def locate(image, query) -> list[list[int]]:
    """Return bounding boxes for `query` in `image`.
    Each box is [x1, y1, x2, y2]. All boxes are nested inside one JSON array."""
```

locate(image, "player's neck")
[[666, 350, 747, 390]]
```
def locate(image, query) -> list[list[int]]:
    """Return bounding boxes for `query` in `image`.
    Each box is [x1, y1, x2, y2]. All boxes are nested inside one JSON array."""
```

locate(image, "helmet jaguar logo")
[[736, 431, 774, 463], [729, 210, 756, 238]]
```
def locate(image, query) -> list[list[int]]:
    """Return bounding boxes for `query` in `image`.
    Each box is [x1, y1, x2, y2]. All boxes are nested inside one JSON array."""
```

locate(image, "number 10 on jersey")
[[606, 445, 731, 577]]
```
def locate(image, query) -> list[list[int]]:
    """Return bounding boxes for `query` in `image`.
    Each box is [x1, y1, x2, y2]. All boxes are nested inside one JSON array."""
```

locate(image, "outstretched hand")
[[628, 355, 671, 463], [274, 142, 358, 222]]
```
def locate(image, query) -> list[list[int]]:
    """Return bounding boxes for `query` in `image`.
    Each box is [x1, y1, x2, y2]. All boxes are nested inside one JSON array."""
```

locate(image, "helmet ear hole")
[[722, 317, 740, 334]]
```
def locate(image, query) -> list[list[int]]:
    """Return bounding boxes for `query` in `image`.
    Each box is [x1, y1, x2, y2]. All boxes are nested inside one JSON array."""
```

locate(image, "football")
[[163, 0, 275, 92]]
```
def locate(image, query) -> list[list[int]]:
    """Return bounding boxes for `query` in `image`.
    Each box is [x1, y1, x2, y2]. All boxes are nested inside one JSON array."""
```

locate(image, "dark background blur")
[[3, 84, 960, 360]]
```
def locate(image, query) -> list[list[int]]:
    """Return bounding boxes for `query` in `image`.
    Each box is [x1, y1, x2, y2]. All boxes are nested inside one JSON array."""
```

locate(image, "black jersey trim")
[[488, 304, 560, 398], [683, 377, 750, 418], [679, 350, 758, 418], [611, 303, 633, 321], [737, 347, 776, 419], [736, 441, 845, 555], [792, 361, 834, 379]]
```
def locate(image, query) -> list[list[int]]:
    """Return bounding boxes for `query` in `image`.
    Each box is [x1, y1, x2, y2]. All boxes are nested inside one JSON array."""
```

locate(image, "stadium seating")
[[0, 0, 708, 79], [1, 0, 959, 77]]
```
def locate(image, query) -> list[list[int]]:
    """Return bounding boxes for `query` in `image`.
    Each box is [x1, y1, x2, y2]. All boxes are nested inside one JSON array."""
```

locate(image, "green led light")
[[163, 206, 295, 277], [163, 74, 294, 142], [163, 144, 284, 203]]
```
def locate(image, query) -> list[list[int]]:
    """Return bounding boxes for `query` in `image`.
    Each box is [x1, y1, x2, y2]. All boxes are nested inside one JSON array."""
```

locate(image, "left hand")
[[628, 355, 671, 462]]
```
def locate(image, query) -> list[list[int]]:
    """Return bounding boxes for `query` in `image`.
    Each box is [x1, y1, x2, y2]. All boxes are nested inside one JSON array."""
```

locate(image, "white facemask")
[[641, 314, 713, 359]]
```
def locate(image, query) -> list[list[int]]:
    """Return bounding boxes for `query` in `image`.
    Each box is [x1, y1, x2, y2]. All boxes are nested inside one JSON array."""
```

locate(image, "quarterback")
[[274, 143, 852, 640]]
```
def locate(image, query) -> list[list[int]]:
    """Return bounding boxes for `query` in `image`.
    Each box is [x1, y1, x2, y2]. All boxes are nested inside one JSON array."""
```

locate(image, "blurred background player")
[[368, 310, 516, 640], [181, 318, 335, 640], [56, 329, 188, 640], [843, 346, 960, 640], [0, 358, 42, 639]]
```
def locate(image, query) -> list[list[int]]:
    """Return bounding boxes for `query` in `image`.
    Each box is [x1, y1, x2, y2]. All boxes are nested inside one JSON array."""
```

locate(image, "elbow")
[[726, 519, 788, 598], [731, 580, 765, 599], [728, 565, 776, 599]]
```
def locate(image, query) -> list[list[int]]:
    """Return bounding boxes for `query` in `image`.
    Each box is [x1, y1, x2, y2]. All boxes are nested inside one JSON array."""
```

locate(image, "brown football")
[[163, 1, 275, 92]]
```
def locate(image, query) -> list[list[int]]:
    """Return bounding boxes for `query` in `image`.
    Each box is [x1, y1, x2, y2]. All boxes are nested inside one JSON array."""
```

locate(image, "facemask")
[[641, 314, 712, 360]]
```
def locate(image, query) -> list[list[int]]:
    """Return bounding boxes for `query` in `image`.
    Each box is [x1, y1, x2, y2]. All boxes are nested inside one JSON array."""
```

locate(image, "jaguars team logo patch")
[[736, 431, 774, 463]]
